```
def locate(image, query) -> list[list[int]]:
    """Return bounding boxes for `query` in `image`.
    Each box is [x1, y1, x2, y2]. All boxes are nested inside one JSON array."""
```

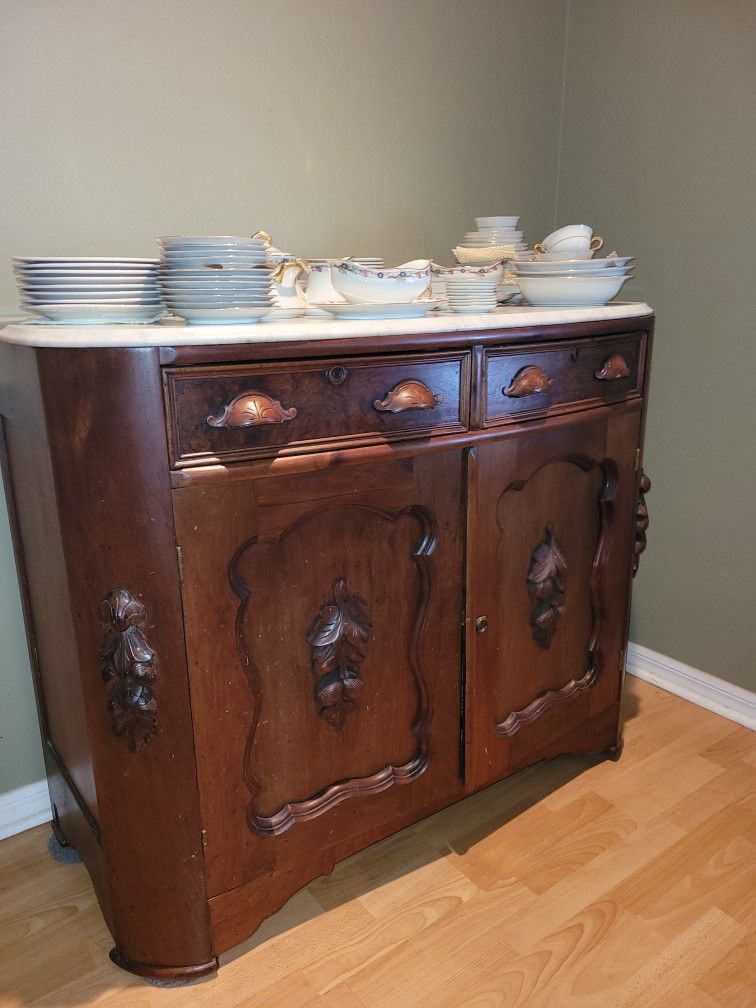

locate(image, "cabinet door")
[[172, 450, 463, 898], [466, 407, 641, 790]]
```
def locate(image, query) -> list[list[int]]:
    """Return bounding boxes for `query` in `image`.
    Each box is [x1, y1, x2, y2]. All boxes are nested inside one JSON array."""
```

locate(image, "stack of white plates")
[[13, 257, 163, 323], [513, 255, 635, 306], [445, 275, 498, 314], [453, 215, 533, 265], [158, 235, 274, 325]]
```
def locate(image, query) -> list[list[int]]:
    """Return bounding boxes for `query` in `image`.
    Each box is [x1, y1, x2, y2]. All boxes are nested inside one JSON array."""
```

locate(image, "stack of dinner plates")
[[453, 215, 533, 265], [445, 274, 498, 314], [157, 235, 274, 324], [512, 255, 635, 306], [13, 257, 163, 323]]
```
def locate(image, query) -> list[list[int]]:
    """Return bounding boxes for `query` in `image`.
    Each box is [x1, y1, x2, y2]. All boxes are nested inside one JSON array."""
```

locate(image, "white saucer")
[[172, 306, 270, 324], [28, 303, 165, 322], [314, 300, 440, 320]]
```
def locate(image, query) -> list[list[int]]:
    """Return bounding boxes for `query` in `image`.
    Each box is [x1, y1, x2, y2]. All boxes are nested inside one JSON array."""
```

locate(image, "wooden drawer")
[[164, 351, 470, 466], [482, 331, 645, 425]]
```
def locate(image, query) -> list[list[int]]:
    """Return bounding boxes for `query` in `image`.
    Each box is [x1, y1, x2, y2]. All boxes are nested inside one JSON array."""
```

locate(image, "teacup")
[[534, 225, 603, 256]]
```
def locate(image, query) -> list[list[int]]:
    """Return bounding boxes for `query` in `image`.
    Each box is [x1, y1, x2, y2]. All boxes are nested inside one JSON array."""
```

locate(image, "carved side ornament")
[[527, 524, 567, 649], [99, 589, 157, 751], [633, 469, 651, 575], [308, 578, 373, 728]]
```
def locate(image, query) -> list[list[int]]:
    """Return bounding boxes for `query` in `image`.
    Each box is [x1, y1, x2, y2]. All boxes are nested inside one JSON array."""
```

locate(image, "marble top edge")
[[0, 303, 653, 349]]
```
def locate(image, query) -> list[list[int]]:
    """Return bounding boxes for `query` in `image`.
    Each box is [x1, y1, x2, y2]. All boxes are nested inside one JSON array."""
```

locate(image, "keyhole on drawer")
[[475, 616, 489, 633], [570, 347, 581, 361], [326, 365, 348, 386]]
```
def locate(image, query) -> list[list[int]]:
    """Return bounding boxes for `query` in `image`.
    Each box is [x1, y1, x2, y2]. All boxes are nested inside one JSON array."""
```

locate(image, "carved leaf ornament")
[[308, 578, 373, 729], [527, 524, 567, 649], [99, 589, 157, 751]]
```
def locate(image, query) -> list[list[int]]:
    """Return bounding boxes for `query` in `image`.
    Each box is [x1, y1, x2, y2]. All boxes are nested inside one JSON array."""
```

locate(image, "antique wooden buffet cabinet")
[[0, 306, 653, 981]]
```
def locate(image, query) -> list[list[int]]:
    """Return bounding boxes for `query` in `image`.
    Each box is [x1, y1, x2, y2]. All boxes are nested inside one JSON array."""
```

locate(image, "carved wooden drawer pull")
[[207, 390, 297, 428], [504, 365, 552, 398], [374, 379, 442, 413], [595, 353, 630, 381]]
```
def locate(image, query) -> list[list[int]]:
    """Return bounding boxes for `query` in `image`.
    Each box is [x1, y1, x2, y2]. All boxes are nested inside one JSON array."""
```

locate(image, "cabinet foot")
[[48, 832, 82, 864], [603, 737, 624, 762], [109, 949, 218, 984]]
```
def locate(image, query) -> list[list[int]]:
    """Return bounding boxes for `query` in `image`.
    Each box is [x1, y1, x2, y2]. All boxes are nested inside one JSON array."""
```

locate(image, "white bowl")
[[331, 260, 431, 304], [475, 216, 520, 228], [517, 274, 629, 306]]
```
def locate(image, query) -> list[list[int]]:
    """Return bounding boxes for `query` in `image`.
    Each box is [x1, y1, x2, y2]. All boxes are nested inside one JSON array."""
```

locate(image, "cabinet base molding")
[[109, 949, 218, 984]]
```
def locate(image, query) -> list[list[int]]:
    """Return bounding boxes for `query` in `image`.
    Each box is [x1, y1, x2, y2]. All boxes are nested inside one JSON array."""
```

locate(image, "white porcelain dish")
[[515, 267, 631, 280], [164, 297, 274, 308], [314, 300, 439, 320], [160, 266, 271, 276], [161, 277, 271, 289], [331, 260, 431, 305], [27, 304, 165, 322], [475, 216, 519, 228], [162, 252, 267, 263], [448, 303, 496, 314], [170, 306, 271, 325], [14, 256, 158, 266], [23, 294, 162, 305], [158, 236, 267, 249], [526, 256, 633, 271], [517, 274, 629, 306], [18, 277, 159, 290]]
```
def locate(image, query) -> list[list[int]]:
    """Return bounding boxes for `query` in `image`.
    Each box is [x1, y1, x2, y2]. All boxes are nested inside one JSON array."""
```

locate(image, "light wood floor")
[[1, 677, 754, 1007]]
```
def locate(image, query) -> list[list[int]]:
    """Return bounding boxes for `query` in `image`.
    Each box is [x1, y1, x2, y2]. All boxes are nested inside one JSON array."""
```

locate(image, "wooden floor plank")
[[0, 679, 753, 1008]]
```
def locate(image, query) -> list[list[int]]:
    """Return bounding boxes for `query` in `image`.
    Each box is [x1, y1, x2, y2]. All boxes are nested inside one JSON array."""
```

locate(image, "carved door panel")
[[466, 407, 641, 790], [172, 451, 463, 897]]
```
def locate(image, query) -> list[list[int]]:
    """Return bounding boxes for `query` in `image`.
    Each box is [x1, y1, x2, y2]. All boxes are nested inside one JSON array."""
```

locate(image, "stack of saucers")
[[13, 257, 163, 323], [157, 235, 274, 325], [513, 254, 635, 306], [453, 215, 532, 266], [445, 273, 498, 314]]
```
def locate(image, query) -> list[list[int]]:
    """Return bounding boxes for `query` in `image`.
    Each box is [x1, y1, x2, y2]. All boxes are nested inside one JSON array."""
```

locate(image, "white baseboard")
[[0, 779, 51, 841], [627, 641, 756, 731]]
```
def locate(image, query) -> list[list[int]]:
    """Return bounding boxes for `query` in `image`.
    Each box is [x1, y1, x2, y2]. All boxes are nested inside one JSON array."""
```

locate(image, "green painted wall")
[[0, 479, 45, 792], [556, 0, 756, 691]]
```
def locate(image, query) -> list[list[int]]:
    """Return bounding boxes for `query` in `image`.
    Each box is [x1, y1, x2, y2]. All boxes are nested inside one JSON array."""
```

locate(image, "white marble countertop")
[[0, 303, 652, 349]]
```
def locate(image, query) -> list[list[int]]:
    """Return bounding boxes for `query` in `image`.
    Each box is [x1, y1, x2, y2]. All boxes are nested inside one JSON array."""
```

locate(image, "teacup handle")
[[251, 230, 271, 243], [533, 242, 546, 254], [590, 236, 604, 252]]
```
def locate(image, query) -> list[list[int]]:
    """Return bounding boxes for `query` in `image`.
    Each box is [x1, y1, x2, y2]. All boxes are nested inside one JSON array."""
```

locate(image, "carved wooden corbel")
[[633, 470, 651, 575], [308, 578, 373, 729], [99, 589, 157, 751], [527, 524, 566, 649]]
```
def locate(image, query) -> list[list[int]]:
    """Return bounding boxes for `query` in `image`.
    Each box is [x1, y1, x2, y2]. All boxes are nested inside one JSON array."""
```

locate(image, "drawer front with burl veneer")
[[164, 351, 470, 467], [482, 331, 646, 426]]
